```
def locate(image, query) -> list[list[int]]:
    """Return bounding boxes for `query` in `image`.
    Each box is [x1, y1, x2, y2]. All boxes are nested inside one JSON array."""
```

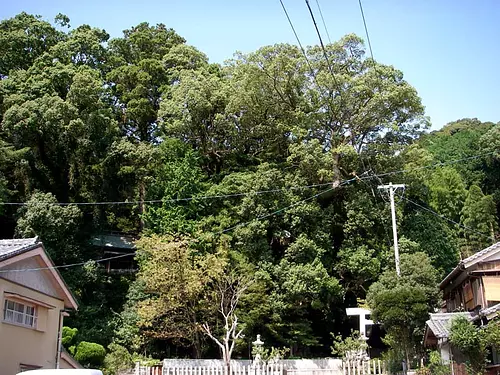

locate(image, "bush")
[[103, 343, 133, 375], [428, 351, 450, 375], [74, 341, 106, 368], [62, 326, 78, 347]]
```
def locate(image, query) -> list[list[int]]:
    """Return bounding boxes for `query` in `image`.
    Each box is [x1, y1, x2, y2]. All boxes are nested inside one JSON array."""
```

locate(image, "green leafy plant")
[[74, 341, 107, 368], [449, 316, 486, 375], [331, 330, 368, 360], [103, 343, 133, 375]]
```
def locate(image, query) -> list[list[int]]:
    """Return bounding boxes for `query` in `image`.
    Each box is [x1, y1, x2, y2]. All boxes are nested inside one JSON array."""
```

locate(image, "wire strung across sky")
[[357, 0, 375, 62], [1, 150, 495, 273], [304, 0, 344, 109], [278, 0, 318, 83], [0, 253, 133, 273], [0, 151, 494, 207], [0, 180, 353, 273], [314, 0, 332, 44], [401, 196, 492, 240]]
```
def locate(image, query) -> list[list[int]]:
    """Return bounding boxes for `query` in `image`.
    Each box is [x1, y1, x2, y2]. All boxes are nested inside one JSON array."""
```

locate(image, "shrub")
[[74, 341, 106, 368], [103, 343, 133, 375], [62, 326, 78, 347]]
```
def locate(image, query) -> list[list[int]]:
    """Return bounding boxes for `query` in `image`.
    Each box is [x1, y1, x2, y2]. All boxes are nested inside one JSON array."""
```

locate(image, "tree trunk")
[[332, 152, 341, 188], [138, 179, 145, 230]]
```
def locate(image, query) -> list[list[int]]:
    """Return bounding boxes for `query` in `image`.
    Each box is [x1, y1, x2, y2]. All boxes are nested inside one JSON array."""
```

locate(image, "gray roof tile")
[[0, 237, 39, 261], [426, 312, 474, 339], [480, 303, 500, 318], [463, 242, 500, 266]]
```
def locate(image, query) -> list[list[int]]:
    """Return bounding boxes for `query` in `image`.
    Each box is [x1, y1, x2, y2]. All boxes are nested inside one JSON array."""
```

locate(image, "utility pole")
[[378, 183, 405, 276]]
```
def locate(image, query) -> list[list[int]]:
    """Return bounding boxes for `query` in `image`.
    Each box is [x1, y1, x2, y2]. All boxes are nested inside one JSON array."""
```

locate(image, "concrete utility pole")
[[377, 183, 405, 276]]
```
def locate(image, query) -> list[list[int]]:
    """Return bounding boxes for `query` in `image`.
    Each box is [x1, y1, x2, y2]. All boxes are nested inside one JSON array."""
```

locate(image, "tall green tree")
[[107, 23, 186, 142], [460, 184, 497, 256], [367, 252, 440, 366], [0, 12, 65, 77], [428, 167, 466, 223], [132, 235, 227, 358]]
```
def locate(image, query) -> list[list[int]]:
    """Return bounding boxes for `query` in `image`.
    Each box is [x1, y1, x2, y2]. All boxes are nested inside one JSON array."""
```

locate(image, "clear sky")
[[2, 0, 499, 130]]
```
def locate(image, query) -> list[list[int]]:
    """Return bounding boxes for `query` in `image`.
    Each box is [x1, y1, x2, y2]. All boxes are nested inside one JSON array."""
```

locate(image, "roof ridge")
[[463, 241, 500, 265], [0, 237, 40, 261]]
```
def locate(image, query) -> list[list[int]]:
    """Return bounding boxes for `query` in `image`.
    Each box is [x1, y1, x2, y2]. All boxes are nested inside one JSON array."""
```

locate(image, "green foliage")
[[460, 184, 497, 256], [252, 344, 290, 363], [402, 209, 459, 277], [132, 235, 227, 357], [1, 10, 498, 362], [16, 191, 84, 264], [427, 350, 450, 375], [330, 331, 367, 359], [103, 343, 133, 375], [415, 351, 450, 375], [367, 252, 440, 366], [0, 12, 65, 76], [449, 316, 486, 375], [62, 326, 79, 348], [428, 167, 466, 222], [74, 341, 107, 368]]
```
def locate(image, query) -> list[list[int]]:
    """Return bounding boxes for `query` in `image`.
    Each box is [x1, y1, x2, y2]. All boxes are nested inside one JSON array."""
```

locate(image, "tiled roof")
[[0, 237, 39, 261], [426, 312, 474, 339], [462, 242, 500, 266], [440, 241, 500, 288], [480, 303, 500, 319]]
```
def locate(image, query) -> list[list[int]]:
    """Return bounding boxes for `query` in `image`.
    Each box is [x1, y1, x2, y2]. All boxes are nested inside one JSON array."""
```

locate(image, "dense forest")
[[0, 12, 499, 367]]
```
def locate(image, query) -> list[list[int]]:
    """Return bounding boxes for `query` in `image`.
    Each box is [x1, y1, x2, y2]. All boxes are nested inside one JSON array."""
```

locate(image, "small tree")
[[331, 331, 368, 361], [367, 252, 440, 367], [103, 343, 133, 375], [449, 317, 500, 375], [201, 272, 250, 371], [449, 316, 486, 375], [74, 341, 106, 368]]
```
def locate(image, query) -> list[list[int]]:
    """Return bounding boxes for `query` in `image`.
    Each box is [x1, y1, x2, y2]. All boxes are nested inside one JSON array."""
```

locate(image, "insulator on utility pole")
[[377, 182, 405, 276]]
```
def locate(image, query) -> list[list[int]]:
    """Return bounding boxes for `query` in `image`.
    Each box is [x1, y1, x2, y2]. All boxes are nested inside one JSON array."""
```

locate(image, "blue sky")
[[2, 0, 499, 130]]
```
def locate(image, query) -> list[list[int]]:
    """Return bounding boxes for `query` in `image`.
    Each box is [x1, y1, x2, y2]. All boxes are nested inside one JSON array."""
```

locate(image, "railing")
[[135, 363, 284, 375], [342, 359, 387, 375], [163, 363, 284, 375]]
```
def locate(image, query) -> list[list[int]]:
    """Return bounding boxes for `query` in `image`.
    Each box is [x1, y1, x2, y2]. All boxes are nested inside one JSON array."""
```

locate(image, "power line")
[[315, 0, 331, 44], [401, 196, 492, 240], [278, 0, 316, 74], [304, 0, 344, 109], [0, 151, 493, 206], [0, 181, 335, 206], [0, 180, 354, 273], [358, 151, 495, 181], [0, 252, 133, 273], [216, 178, 354, 236], [358, 0, 375, 61]]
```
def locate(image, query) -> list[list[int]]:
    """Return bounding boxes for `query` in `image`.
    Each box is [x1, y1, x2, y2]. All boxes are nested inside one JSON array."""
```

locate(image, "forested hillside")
[[0, 13, 499, 362]]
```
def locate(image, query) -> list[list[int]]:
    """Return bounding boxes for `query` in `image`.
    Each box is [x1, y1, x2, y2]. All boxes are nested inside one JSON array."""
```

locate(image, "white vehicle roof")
[[17, 370, 103, 375]]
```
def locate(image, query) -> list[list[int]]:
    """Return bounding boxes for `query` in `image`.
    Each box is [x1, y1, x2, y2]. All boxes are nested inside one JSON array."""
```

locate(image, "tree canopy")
[[0, 12, 498, 364]]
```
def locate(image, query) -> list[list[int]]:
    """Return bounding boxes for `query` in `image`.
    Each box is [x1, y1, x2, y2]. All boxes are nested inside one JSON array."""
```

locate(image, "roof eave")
[[440, 263, 464, 289]]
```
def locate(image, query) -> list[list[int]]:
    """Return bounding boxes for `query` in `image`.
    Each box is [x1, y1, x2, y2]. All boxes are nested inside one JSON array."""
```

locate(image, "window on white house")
[[3, 299, 37, 328]]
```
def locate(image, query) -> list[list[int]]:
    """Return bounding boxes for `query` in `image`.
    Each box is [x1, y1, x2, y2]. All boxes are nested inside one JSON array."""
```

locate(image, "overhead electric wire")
[[216, 178, 354, 236], [2, 149, 495, 272], [315, 0, 332, 44], [401, 196, 492, 240], [0, 151, 494, 206], [357, 0, 375, 61], [278, 0, 316, 74], [0, 252, 133, 273], [0, 180, 354, 273], [357, 151, 495, 181], [0, 181, 336, 206], [304, 0, 344, 108]]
